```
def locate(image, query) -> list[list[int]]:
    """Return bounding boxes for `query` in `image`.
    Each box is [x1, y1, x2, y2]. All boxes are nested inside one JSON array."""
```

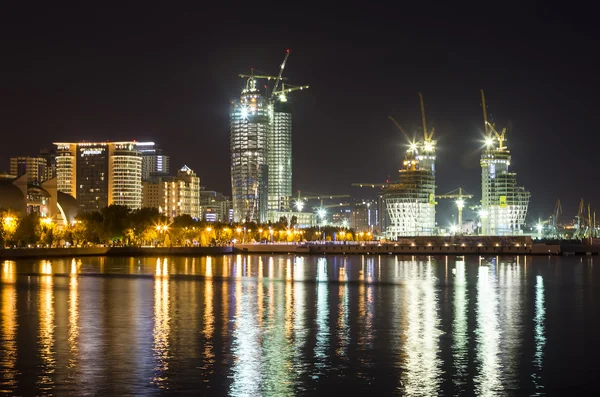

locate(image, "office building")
[[142, 165, 200, 219], [54, 141, 143, 212], [200, 190, 232, 222], [137, 142, 170, 180], [351, 200, 379, 232]]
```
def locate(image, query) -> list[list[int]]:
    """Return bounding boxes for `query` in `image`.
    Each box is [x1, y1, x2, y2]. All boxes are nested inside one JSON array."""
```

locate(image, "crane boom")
[[481, 89, 489, 137], [270, 49, 291, 100], [388, 116, 412, 142], [419, 93, 434, 141]]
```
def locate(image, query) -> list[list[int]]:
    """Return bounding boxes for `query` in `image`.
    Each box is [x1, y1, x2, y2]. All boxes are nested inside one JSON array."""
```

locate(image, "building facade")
[[230, 77, 270, 223], [9, 156, 53, 184], [137, 142, 170, 180], [141, 165, 200, 219], [54, 141, 143, 212], [351, 200, 379, 232], [200, 190, 232, 222]]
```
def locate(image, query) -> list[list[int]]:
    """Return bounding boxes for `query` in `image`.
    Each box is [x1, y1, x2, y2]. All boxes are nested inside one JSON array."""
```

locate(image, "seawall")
[[0, 246, 233, 260], [1, 242, 598, 260]]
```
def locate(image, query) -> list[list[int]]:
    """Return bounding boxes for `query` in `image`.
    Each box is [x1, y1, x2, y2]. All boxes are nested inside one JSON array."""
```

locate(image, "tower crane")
[[436, 187, 473, 235], [481, 89, 507, 150], [272, 83, 310, 102], [270, 50, 290, 100]]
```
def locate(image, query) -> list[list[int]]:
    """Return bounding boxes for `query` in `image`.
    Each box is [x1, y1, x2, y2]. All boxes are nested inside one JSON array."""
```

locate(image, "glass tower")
[[268, 102, 293, 212]]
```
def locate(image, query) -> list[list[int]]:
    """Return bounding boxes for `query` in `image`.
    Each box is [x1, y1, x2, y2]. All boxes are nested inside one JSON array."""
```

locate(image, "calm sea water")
[[0, 254, 599, 396]]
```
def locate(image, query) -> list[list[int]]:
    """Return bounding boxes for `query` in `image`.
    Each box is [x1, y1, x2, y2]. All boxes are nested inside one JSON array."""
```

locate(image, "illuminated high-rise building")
[[479, 91, 530, 235], [137, 142, 170, 180], [230, 51, 308, 222], [385, 140, 436, 238], [384, 94, 437, 238], [268, 101, 292, 213], [230, 76, 270, 223], [54, 141, 143, 212]]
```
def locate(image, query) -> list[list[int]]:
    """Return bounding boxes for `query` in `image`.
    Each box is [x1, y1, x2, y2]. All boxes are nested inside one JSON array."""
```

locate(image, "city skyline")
[[1, 4, 598, 221]]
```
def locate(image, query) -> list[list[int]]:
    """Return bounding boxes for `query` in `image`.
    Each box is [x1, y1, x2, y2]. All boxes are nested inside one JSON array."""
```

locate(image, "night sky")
[[1, 4, 598, 224]]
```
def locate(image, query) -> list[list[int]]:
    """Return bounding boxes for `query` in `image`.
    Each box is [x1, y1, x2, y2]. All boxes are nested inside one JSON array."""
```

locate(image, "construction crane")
[[436, 187, 473, 234], [481, 89, 507, 150], [419, 92, 435, 146], [388, 116, 413, 143], [311, 202, 351, 210], [270, 50, 290, 100], [574, 198, 587, 239], [548, 199, 563, 238], [272, 83, 310, 102], [294, 191, 350, 212]]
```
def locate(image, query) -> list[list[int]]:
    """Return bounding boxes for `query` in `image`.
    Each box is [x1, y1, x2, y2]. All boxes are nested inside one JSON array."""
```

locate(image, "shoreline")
[[1, 242, 599, 259]]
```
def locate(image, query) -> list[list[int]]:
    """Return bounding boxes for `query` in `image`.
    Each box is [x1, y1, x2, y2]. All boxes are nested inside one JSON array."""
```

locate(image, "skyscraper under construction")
[[230, 76, 270, 223], [384, 94, 437, 238], [230, 51, 308, 223], [479, 90, 530, 235]]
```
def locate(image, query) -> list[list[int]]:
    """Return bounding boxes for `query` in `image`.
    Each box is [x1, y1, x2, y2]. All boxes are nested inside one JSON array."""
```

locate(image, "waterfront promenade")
[[1, 241, 599, 259]]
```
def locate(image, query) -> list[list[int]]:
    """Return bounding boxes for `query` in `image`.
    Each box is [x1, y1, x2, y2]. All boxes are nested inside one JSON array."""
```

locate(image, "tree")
[[290, 215, 298, 229], [101, 205, 131, 243], [14, 213, 41, 246], [129, 207, 165, 245], [76, 211, 104, 244]]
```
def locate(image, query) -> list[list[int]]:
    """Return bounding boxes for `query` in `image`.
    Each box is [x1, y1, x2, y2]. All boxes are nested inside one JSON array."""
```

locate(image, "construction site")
[[355, 91, 531, 240], [230, 54, 597, 241]]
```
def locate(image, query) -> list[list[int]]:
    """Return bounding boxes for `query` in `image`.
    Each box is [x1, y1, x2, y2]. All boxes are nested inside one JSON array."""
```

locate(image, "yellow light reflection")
[[202, 270, 215, 370], [286, 258, 292, 281], [152, 263, 170, 388], [474, 265, 502, 395], [38, 266, 55, 392], [1, 260, 16, 284], [206, 256, 213, 278], [68, 267, 79, 368], [0, 261, 17, 390], [293, 257, 307, 377]]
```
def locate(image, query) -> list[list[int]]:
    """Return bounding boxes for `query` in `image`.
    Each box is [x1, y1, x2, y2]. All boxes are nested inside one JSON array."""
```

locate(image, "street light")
[[450, 224, 458, 235]]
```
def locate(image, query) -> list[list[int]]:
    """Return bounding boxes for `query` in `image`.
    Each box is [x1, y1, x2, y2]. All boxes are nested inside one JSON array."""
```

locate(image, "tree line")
[[1, 205, 368, 248]]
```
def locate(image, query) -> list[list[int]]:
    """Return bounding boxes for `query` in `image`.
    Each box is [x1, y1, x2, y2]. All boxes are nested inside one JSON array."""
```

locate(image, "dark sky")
[[1, 3, 598, 223]]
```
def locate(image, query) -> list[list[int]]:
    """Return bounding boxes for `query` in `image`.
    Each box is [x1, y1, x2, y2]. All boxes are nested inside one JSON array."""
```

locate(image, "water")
[[0, 254, 599, 395]]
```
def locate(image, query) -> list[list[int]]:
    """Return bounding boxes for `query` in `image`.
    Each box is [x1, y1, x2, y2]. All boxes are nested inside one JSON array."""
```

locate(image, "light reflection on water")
[[0, 254, 581, 395], [475, 263, 502, 396]]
